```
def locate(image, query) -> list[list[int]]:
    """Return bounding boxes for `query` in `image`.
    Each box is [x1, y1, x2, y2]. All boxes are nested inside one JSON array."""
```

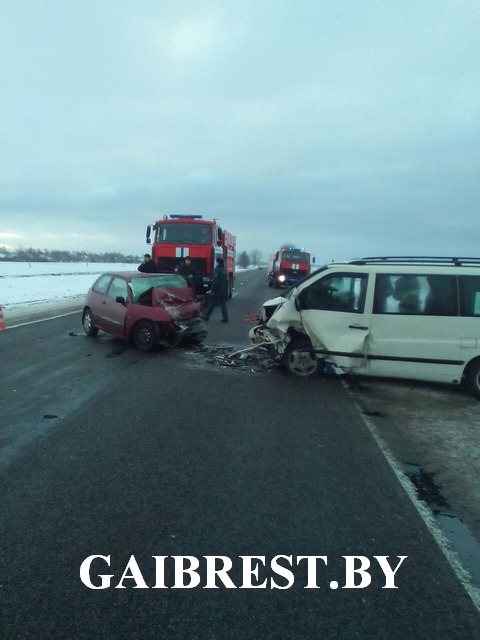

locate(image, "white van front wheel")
[[465, 359, 480, 399], [281, 339, 324, 378]]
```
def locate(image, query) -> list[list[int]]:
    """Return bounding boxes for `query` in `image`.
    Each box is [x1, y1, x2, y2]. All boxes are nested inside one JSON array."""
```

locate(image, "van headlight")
[[278, 275, 286, 282]]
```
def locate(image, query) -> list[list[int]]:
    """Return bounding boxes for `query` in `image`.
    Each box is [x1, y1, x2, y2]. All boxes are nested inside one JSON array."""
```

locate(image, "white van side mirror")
[[295, 295, 304, 311]]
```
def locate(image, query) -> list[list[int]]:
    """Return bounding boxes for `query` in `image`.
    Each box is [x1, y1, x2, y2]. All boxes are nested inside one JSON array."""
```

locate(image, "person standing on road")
[[202, 256, 229, 323], [137, 254, 157, 273]]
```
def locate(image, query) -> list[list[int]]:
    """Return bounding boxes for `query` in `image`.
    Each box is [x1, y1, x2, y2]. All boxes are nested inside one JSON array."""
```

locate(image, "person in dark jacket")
[[202, 257, 229, 322], [138, 254, 157, 273], [176, 257, 198, 286], [176, 257, 204, 297]]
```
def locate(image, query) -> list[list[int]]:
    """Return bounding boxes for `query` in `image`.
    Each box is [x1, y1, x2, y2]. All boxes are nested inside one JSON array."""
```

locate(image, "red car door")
[[100, 276, 129, 337]]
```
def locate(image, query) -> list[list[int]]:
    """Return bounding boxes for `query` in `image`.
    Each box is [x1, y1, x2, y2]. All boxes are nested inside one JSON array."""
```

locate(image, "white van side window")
[[302, 273, 368, 313], [459, 276, 480, 316], [374, 274, 457, 316]]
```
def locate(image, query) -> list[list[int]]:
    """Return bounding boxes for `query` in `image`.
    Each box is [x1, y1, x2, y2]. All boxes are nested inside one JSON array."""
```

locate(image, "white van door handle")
[[349, 324, 369, 330]]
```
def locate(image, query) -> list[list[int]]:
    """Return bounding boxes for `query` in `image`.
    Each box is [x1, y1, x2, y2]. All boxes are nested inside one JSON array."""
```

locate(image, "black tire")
[[133, 320, 157, 352], [281, 338, 323, 378], [83, 308, 99, 337], [465, 359, 480, 399]]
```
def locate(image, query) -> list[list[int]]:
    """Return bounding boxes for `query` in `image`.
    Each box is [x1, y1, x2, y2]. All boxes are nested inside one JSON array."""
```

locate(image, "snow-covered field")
[[0, 262, 252, 324], [0, 262, 134, 323]]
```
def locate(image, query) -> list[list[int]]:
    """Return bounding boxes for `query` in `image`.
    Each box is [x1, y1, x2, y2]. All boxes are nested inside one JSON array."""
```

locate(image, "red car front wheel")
[[133, 320, 156, 352]]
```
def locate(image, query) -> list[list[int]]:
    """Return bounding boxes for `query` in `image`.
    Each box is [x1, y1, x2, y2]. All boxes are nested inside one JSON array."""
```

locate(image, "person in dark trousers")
[[202, 257, 229, 322], [138, 254, 157, 273]]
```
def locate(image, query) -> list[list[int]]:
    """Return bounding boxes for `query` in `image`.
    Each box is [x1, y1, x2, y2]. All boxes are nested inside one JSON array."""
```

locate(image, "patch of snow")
[[0, 262, 131, 322]]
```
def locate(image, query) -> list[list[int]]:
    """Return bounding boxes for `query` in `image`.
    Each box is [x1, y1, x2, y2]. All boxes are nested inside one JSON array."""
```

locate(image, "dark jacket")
[[176, 261, 199, 288], [177, 261, 198, 279], [138, 259, 157, 273], [210, 264, 228, 298]]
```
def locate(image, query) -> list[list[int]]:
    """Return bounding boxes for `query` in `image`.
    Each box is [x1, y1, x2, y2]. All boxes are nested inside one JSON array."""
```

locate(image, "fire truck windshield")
[[282, 251, 310, 263], [156, 223, 212, 245]]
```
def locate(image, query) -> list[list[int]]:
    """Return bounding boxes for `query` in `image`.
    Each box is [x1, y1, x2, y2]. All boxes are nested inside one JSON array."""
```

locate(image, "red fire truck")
[[268, 246, 314, 288], [146, 214, 236, 298]]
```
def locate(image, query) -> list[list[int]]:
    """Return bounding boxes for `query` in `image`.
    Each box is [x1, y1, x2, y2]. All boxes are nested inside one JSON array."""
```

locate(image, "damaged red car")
[[82, 272, 207, 351]]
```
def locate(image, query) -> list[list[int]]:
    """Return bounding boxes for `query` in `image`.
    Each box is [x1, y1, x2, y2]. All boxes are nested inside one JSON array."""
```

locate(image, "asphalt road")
[[1, 268, 480, 639]]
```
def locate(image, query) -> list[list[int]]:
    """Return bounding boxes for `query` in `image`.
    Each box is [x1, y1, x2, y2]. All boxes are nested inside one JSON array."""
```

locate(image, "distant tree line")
[[0, 245, 265, 267], [0, 246, 141, 264]]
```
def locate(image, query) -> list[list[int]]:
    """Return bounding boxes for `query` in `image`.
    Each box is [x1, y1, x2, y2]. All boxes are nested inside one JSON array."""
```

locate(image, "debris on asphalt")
[[192, 344, 275, 372], [188, 343, 349, 376]]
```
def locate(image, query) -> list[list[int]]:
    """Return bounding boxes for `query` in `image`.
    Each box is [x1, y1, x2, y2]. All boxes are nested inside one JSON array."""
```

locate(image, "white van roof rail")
[[349, 256, 480, 267]]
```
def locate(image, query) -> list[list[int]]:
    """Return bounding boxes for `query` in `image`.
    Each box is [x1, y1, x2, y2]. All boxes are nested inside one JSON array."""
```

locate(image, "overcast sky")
[[1, 1, 479, 261]]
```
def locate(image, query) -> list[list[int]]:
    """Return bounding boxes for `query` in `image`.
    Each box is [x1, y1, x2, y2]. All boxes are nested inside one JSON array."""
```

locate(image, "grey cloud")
[[1, 1, 479, 258]]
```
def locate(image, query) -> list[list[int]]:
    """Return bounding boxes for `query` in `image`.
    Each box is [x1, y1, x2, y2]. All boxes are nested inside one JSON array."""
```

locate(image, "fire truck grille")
[[156, 256, 209, 274], [284, 268, 303, 277]]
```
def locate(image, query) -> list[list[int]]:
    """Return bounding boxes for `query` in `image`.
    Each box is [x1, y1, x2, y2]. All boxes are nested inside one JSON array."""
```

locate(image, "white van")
[[249, 257, 480, 398]]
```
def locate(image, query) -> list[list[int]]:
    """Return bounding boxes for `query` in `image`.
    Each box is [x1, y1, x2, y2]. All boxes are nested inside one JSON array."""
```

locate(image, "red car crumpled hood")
[[151, 287, 201, 319]]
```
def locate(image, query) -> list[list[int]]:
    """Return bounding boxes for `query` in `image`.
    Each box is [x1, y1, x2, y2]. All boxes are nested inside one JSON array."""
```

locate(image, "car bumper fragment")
[[248, 324, 286, 359]]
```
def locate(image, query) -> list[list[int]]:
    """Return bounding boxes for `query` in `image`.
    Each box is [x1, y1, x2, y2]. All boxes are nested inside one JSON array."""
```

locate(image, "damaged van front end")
[[249, 265, 371, 378], [249, 292, 326, 378]]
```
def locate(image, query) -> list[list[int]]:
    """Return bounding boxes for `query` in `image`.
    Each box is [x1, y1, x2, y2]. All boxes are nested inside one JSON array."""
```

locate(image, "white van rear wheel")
[[465, 359, 480, 399]]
